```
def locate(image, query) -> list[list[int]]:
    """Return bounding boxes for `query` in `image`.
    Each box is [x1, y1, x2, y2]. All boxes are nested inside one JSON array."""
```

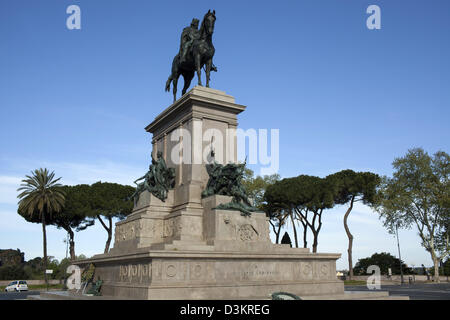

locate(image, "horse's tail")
[[165, 76, 172, 92]]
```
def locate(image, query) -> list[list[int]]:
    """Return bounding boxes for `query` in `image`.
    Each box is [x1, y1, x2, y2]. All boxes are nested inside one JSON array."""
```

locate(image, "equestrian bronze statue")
[[165, 10, 217, 102]]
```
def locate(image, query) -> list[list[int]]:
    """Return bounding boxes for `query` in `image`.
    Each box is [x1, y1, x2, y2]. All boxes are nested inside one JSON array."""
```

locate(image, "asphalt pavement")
[[345, 282, 450, 300], [0, 290, 41, 300], [1, 283, 450, 300]]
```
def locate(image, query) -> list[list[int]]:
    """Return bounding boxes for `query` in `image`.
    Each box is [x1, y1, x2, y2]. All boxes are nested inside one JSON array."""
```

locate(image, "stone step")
[[163, 244, 215, 251], [300, 291, 396, 300], [364, 295, 410, 300], [28, 290, 122, 300], [149, 240, 215, 251], [27, 295, 49, 300]]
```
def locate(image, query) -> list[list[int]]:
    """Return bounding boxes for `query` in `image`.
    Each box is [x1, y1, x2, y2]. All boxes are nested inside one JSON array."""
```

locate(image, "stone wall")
[[0, 279, 63, 286]]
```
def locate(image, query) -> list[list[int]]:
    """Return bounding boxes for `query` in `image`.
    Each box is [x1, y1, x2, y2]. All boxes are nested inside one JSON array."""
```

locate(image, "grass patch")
[[28, 284, 65, 290], [344, 280, 367, 286]]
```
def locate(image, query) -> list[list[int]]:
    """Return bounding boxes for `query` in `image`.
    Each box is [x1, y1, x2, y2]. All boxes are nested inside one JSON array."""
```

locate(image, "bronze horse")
[[165, 10, 217, 102]]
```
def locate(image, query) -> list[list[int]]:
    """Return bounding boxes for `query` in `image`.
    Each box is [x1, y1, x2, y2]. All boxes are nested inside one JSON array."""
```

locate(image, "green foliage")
[[241, 168, 281, 209], [17, 168, 65, 219], [325, 169, 381, 277], [265, 175, 335, 251], [87, 181, 135, 220], [17, 168, 65, 285], [353, 252, 412, 275], [81, 263, 96, 283], [0, 265, 27, 280], [23, 257, 44, 279], [51, 258, 71, 280], [242, 169, 285, 242], [436, 215, 449, 260], [0, 255, 79, 280], [326, 169, 381, 206], [374, 148, 449, 265], [86, 182, 135, 253], [54, 185, 94, 231], [265, 175, 335, 212]]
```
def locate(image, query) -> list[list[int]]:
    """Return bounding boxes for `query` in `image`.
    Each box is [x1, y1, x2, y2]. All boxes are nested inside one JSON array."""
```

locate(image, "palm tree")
[[17, 168, 65, 287]]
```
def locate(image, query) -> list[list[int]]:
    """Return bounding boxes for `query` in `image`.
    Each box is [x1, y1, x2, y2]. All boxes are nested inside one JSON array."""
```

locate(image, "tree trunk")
[[312, 231, 318, 253], [300, 211, 308, 248], [428, 236, 441, 283], [68, 228, 76, 261], [41, 214, 48, 288], [433, 258, 440, 283], [302, 222, 308, 249], [290, 209, 299, 248], [269, 220, 278, 243], [276, 222, 283, 244], [97, 215, 112, 254], [431, 252, 441, 283], [344, 196, 355, 279], [104, 216, 113, 253], [311, 220, 323, 253]]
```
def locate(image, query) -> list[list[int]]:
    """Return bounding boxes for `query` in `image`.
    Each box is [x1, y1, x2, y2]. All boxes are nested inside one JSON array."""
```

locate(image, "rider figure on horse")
[[179, 18, 200, 64]]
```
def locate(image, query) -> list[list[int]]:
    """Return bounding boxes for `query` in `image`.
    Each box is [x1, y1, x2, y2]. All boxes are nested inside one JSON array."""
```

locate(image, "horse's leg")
[[182, 71, 194, 95], [172, 76, 179, 103], [205, 59, 212, 88], [165, 75, 172, 92], [166, 55, 179, 92], [195, 53, 203, 86]]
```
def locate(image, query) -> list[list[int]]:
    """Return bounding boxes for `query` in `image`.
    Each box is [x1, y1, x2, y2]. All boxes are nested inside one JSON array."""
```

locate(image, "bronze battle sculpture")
[[201, 154, 259, 217], [130, 151, 175, 206]]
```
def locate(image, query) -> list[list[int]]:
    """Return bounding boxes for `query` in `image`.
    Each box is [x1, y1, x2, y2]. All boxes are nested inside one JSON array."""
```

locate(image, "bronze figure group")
[[165, 10, 217, 102], [130, 151, 176, 205]]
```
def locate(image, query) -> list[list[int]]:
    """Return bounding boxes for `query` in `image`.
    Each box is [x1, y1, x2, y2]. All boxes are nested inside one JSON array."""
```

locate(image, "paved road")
[[345, 282, 450, 300], [2, 283, 449, 300], [0, 290, 41, 300]]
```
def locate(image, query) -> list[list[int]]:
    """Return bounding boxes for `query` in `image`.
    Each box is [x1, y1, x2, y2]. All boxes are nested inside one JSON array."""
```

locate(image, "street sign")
[[46, 269, 53, 274]]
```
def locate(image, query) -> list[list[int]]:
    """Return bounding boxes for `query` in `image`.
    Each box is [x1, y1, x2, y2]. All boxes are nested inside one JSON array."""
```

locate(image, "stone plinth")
[[74, 87, 345, 300], [78, 249, 342, 300]]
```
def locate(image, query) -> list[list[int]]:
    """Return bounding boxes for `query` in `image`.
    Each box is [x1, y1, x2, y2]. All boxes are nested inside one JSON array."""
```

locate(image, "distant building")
[[0, 249, 25, 267]]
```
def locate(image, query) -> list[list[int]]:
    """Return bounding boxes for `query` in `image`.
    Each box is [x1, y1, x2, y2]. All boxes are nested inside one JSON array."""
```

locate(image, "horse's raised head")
[[201, 9, 216, 35]]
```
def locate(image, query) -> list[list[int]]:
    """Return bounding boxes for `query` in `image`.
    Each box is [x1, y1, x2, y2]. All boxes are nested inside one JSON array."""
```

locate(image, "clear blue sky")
[[1, 0, 449, 270]]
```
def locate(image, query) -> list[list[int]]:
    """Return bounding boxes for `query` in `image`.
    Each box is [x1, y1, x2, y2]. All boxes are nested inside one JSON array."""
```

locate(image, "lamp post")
[[395, 224, 404, 285]]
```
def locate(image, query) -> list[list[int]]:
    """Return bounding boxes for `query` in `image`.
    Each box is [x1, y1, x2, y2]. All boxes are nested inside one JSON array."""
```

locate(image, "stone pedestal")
[[74, 87, 345, 300]]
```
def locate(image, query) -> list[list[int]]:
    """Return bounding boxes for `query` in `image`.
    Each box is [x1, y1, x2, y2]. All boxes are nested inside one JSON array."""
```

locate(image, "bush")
[[0, 265, 28, 280], [353, 252, 412, 275], [281, 232, 292, 247]]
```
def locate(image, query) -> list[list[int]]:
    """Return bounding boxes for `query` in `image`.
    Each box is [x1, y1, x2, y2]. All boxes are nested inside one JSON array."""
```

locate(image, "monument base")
[[77, 248, 343, 300], [73, 87, 344, 299], [75, 195, 343, 300]]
